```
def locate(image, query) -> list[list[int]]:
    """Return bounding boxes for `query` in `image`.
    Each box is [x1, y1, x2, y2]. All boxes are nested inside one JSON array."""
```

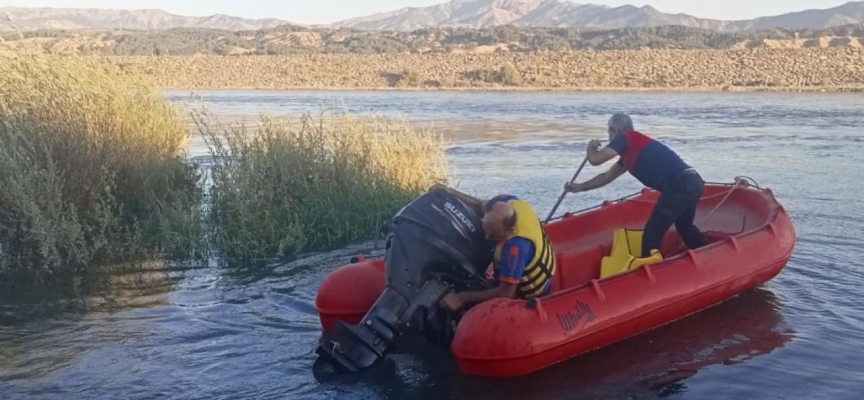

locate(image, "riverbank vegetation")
[[0, 51, 449, 293], [0, 53, 205, 293], [197, 111, 448, 266], [3, 23, 863, 55]]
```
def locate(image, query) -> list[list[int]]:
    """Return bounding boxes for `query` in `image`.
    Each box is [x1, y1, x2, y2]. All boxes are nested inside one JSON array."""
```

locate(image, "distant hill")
[[2, 23, 862, 56], [2, 2, 864, 33], [729, 2, 864, 30], [0, 7, 293, 31], [329, 0, 724, 31], [330, 0, 864, 32]]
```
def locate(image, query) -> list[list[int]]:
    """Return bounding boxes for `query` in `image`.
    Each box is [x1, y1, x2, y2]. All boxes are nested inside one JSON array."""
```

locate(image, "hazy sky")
[[0, 1, 851, 24]]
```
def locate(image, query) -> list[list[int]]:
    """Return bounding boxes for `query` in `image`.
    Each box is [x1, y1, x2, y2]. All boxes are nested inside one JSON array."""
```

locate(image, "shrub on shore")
[[197, 110, 449, 267], [0, 53, 205, 287]]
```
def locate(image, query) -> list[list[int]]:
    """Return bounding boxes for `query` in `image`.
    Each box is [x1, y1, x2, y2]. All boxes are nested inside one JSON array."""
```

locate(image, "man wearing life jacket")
[[428, 184, 556, 312], [564, 112, 707, 258]]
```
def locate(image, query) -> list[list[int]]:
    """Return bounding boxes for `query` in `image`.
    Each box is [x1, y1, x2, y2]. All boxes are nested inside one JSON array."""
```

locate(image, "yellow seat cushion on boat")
[[600, 229, 664, 279]]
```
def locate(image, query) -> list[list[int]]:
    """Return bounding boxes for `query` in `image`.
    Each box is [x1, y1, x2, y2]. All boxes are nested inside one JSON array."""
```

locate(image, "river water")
[[2, 90, 863, 399]]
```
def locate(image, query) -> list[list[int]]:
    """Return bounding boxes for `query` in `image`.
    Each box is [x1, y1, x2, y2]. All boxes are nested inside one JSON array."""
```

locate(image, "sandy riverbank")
[[100, 47, 864, 92]]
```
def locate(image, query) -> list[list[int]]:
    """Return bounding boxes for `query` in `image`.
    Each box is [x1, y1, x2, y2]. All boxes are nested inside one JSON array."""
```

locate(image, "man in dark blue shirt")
[[564, 113, 707, 258]]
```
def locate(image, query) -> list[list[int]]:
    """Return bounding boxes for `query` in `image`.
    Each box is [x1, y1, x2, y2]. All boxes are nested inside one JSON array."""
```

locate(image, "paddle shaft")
[[545, 156, 589, 224]]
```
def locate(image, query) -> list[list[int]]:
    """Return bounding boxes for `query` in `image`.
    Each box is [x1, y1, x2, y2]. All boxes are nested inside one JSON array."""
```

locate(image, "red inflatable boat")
[[315, 179, 796, 377]]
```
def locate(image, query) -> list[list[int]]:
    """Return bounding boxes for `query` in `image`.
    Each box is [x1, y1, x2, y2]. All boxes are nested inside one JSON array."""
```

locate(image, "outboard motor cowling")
[[316, 189, 494, 372]]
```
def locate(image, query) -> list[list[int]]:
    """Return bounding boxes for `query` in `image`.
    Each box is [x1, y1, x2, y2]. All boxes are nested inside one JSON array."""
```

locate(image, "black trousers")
[[641, 169, 707, 258]]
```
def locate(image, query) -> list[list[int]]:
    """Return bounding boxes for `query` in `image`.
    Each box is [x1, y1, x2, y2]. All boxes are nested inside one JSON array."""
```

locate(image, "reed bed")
[[197, 110, 449, 266], [0, 52, 204, 287]]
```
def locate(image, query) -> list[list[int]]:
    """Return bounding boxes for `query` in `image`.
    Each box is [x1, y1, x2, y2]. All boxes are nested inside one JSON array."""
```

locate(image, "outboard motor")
[[316, 189, 494, 372]]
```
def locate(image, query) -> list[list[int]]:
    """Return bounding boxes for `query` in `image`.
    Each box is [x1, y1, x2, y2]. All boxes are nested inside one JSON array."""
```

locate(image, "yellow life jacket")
[[492, 199, 556, 299]]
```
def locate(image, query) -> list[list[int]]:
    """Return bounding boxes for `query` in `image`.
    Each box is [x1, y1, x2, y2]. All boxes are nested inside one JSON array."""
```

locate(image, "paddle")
[[544, 155, 589, 224]]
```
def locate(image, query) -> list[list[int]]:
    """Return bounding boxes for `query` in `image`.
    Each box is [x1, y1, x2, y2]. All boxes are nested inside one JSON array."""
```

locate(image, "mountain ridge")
[[0, 7, 295, 31], [1, 2, 863, 33], [329, 0, 864, 32]]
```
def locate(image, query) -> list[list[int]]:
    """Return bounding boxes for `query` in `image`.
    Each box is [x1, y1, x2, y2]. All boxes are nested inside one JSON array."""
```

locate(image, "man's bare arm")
[[458, 282, 518, 305], [567, 163, 627, 193], [587, 144, 620, 166]]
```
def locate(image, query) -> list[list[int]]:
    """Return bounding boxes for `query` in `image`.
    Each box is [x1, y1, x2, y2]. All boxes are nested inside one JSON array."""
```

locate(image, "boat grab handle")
[[525, 298, 549, 322]]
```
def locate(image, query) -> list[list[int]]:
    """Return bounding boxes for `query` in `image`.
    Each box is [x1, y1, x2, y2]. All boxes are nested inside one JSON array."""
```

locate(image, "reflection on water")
[[0, 261, 185, 324], [0, 261, 184, 383], [312, 287, 793, 400], [83, 263, 184, 313]]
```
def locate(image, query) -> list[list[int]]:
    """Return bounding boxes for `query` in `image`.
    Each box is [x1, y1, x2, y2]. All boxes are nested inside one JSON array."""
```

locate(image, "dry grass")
[[0, 52, 205, 285], [196, 109, 448, 266]]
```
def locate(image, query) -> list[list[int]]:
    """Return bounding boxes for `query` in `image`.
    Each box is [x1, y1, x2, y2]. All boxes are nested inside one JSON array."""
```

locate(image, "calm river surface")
[[2, 90, 863, 399]]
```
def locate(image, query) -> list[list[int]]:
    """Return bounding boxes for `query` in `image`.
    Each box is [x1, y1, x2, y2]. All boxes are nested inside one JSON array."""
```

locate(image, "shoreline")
[[161, 85, 864, 93]]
